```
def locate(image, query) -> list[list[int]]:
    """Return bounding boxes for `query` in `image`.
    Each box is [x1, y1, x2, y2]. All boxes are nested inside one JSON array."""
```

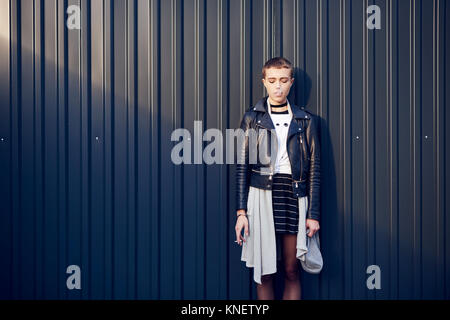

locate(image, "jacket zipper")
[[287, 122, 305, 183], [252, 168, 273, 175], [293, 178, 308, 189], [298, 134, 304, 181]]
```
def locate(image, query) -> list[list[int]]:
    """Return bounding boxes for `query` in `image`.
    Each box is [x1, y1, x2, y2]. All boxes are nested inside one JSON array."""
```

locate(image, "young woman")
[[234, 57, 321, 300]]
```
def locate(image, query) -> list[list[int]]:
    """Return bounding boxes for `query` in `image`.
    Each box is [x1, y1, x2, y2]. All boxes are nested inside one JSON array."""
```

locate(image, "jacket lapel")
[[253, 96, 308, 140]]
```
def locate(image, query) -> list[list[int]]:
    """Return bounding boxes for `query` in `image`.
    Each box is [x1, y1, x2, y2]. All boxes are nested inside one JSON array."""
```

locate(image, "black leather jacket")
[[236, 96, 321, 221]]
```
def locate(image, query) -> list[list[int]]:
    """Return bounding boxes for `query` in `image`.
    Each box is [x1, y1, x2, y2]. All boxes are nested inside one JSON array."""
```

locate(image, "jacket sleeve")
[[306, 114, 321, 221], [235, 112, 252, 212]]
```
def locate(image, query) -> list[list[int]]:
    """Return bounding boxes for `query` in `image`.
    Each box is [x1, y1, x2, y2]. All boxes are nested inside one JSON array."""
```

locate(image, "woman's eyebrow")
[[267, 77, 289, 80]]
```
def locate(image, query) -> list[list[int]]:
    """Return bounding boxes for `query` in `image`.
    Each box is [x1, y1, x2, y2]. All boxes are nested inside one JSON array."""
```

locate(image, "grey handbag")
[[300, 228, 323, 274]]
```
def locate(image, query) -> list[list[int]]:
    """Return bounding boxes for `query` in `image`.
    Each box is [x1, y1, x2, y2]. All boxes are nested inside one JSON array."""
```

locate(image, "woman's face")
[[262, 67, 295, 104]]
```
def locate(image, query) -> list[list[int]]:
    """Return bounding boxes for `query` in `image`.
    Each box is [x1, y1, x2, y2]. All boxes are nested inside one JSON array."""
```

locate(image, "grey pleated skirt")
[[240, 186, 309, 285]]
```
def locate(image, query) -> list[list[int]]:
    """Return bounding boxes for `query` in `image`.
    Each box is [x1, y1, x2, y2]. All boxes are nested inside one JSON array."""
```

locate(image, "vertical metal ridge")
[[9, 0, 15, 299], [148, 13, 153, 292], [410, 0, 418, 299], [324, 0, 328, 300], [386, 0, 396, 299], [418, 0, 422, 298], [442, 0, 448, 300], [371, 0, 377, 300], [395, 0, 400, 298], [170, 0, 176, 297], [79, 0, 84, 300], [87, 0, 93, 299], [146, 0, 156, 297], [409, 0, 415, 298], [126, 0, 136, 298], [363, 0, 369, 300], [126, 0, 137, 297], [263, 0, 270, 63], [179, 0, 185, 299], [104, 0, 109, 298], [433, 0, 440, 295], [278, 0, 282, 56], [195, 0, 199, 118], [148, 0, 159, 298], [317, 0, 322, 116], [64, 0, 69, 300], [17, 0, 23, 299], [109, 0, 115, 299], [261, 0, 270, 96], [193, 0, 198, 296], [38, 0, 45, 298], [303, 0, 306, 72], [263, 0, 266, 64], [386, 0, 394, 299], [224, 0, 229, 298], [201, 0, 206, 297], [339, 0, 345, 298], [156, 0, 162, 298], [31, 0, 36, 299], [271, 0, 275, 57], [125, 0, 130, 298], [293, 0, 298, 71], [317, 0, 323, 298], [132, 0, 138, 299], [133, 0, 138, 297], [203, 0, 207, 298], [293, 0, 299, 104], [218, 0, 222, 129], [54, 0, 59, 299], [4, 0, 13, 299], [172, 0, 176, 128], [102, 0, 107, 298], [7, 0, 12, 300], [14, 0, 22, 299], [78, 0, 84, 299], [217, 0, 223, 293], [57, 0, 63, 299], [157, 0, 163, 298], [240, 0, 245, 112]]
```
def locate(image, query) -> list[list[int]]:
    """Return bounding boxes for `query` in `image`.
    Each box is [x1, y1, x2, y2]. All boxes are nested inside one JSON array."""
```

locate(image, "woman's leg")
[[282, 233, 301, 300], [256, 274, 275, 300]]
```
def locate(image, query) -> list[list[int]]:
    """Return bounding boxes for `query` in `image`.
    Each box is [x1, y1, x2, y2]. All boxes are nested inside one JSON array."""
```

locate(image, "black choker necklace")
[[270, 101, 288, 108], [270, 100, 289, 115]]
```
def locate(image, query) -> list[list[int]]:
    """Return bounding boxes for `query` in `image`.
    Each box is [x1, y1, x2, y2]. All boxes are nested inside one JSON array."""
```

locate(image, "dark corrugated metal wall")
[[0, 0, 449, 300]]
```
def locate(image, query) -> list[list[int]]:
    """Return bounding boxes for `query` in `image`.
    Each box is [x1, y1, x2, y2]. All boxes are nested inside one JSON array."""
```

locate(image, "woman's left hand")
[[306, 219, 320, 237]]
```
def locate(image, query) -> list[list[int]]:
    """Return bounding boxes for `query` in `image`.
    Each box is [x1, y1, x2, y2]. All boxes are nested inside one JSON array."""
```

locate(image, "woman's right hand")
[[235, 211, 249, 246]]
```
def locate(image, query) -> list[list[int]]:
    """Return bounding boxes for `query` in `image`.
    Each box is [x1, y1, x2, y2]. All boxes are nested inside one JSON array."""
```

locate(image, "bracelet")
[[237, 213, 247, 218]]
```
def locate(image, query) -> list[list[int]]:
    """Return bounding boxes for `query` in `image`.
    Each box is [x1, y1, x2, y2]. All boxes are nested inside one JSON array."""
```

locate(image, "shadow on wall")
[[289, 67, 312, 109], [266, 67, 340, 300], [0, 4, 181, 300]]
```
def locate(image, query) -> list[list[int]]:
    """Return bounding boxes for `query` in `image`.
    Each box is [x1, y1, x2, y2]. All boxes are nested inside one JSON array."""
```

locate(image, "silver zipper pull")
[[295, 182, 298, 188], [300, 137, 303, 144]]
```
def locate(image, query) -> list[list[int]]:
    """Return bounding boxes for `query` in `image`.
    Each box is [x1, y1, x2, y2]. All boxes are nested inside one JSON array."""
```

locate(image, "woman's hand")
[[235, 210, 249, 246], [306, 219, 320, 237]]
